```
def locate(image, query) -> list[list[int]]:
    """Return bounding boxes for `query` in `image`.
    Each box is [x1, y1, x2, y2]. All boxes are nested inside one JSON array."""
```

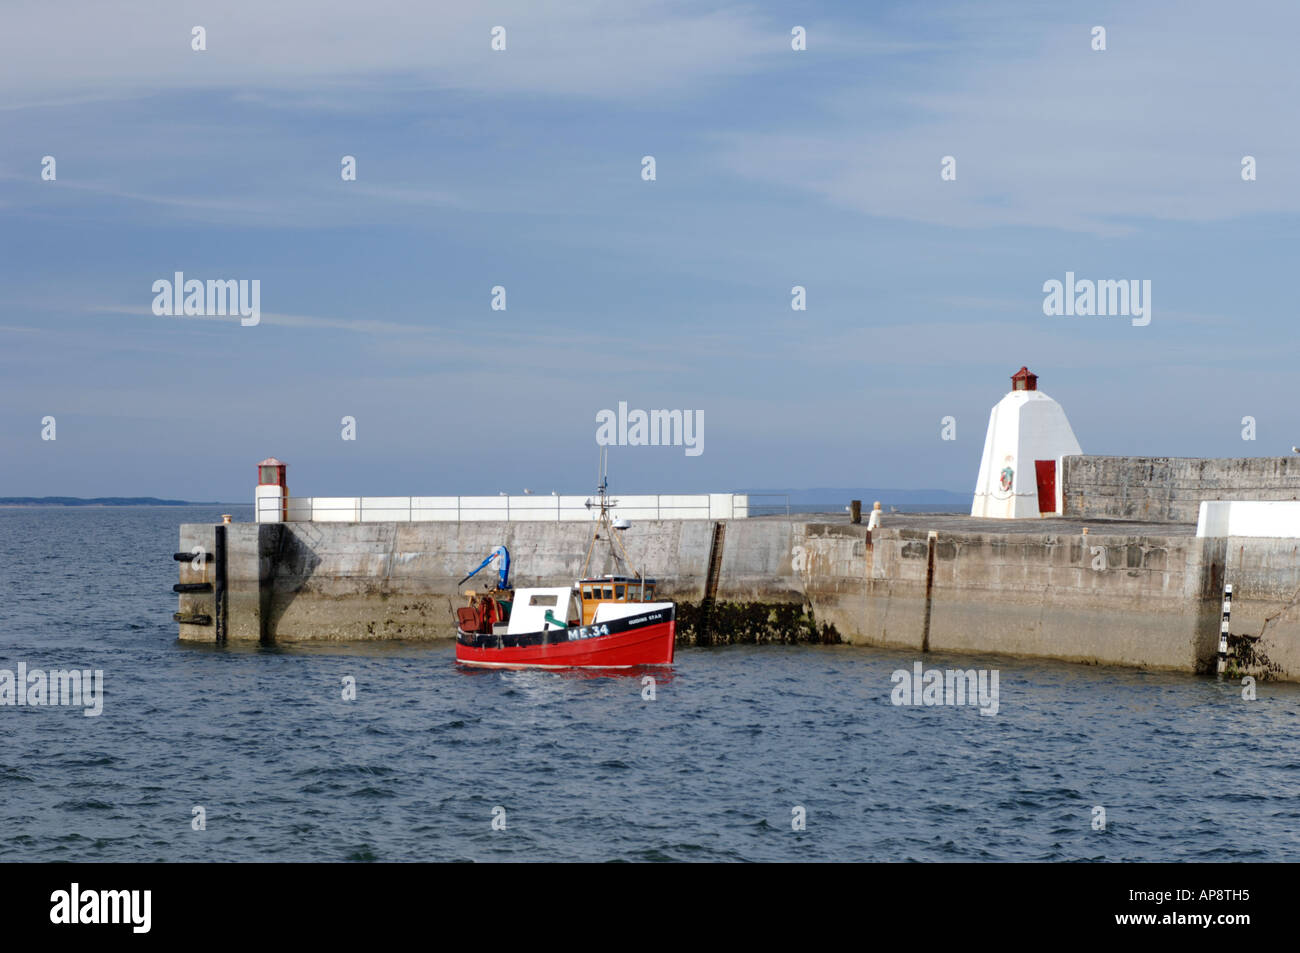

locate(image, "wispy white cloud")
[[0, 1, 790, 107], [85, 303, 705, 371], [710, 0, 1300, 234]]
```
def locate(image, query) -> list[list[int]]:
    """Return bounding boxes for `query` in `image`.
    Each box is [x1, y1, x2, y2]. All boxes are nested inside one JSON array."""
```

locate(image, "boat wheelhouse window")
[[581, 585, 594, 599], [603, 586, 614, 599], [615, 585, 625, 599], [644, 584, 655, 600], [627, 582, 642, 601], [528, 594, 558, 606]]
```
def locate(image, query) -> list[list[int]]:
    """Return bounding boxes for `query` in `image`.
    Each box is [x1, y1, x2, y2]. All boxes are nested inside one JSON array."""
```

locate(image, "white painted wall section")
[[1197, 501, 1300, 538]]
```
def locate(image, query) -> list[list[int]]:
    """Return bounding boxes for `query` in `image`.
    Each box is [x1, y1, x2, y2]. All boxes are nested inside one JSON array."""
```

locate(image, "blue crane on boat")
[[459, 545, 510, 590]]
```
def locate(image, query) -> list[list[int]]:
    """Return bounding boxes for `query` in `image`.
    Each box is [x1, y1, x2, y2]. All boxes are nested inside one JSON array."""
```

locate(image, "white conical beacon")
[[971, 367, 1082, 519]]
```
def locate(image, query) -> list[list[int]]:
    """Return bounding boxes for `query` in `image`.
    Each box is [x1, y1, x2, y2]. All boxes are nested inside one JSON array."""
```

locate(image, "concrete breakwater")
[[1063, 455, 1300, 523], [175, 515, 1299, 681]]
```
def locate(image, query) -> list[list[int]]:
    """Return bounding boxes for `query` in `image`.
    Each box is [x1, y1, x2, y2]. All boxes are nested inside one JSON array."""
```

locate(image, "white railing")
[[257, 493, 751, 523]]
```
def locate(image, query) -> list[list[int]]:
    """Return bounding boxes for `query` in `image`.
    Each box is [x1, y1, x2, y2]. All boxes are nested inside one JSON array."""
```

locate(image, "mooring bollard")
[[850, 500, 861, 524], [867, 501, 882, 531], [1217, 583, 1232, 676]]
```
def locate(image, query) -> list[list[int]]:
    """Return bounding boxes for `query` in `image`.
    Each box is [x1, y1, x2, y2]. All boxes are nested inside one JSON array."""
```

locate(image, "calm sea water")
[[1, 506, 1298, 862]]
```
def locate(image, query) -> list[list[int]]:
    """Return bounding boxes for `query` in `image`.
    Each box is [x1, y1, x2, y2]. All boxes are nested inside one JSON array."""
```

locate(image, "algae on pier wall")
[[674, 600, 840, 646]]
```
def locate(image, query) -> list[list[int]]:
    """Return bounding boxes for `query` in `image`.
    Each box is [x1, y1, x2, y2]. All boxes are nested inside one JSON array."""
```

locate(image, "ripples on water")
[[1, 506, 1298, 862]]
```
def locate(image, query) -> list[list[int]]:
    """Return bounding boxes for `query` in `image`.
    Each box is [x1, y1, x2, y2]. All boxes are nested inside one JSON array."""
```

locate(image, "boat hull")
[[456, 605, 675, 669]]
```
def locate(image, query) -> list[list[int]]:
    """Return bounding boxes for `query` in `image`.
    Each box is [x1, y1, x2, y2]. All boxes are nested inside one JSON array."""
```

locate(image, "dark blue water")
[[2, 506, 1298, 861]]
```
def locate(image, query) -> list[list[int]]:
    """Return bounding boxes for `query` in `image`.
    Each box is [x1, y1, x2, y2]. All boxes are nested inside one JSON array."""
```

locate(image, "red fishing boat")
[[455, 577, 675, 669], [454, 465, 676, 669]]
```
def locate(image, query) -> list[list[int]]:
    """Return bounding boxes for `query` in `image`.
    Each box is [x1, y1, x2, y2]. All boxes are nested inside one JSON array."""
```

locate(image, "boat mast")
[[580, 448, 638, 579]]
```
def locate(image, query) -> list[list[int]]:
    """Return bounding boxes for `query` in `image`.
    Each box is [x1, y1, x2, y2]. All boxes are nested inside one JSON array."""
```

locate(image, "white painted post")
[[1217, 583, 1232, 676]]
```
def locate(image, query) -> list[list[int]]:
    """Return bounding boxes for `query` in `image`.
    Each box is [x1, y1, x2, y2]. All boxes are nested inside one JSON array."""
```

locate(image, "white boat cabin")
[[506, 587, 580, 635], [503, 576, 664, 634]]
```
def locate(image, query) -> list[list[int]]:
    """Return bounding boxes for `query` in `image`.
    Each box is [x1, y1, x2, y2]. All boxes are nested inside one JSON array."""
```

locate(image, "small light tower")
[[971, 368, 1082, 518], [255, 457, 288, 523]]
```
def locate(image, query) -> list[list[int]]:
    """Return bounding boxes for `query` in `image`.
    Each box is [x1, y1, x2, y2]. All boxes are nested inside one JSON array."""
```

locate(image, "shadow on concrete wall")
[[261, 524, 320, 644]]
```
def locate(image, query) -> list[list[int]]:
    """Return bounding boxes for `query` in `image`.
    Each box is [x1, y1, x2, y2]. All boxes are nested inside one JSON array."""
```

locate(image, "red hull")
[[456, 619, 675, 669]]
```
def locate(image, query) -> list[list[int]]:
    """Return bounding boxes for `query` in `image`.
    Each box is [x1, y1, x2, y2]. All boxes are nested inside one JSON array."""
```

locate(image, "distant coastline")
[[0, 497, 227, 507]]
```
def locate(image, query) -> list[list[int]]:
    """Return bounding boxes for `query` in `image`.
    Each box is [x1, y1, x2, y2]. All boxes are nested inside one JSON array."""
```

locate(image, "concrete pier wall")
[[1062, 455, 1300, 523], [1219, 537, 1300, 679], [797, 525, 1225, 673], [173, 517, 1290, 679]]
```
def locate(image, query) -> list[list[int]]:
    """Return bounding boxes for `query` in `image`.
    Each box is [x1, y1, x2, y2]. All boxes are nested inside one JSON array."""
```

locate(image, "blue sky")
[[2, 0, 1299, 500]]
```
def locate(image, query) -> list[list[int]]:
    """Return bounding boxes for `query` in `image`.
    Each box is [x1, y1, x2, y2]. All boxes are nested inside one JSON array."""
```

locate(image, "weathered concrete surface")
[[1217, 537, 1300, 680], [793, 524, 1225, 674], [175, 514, 1290, 678], [177, 523, 280, 642], [176, 523, 216, 642], [1063, 455, 1300, 524]]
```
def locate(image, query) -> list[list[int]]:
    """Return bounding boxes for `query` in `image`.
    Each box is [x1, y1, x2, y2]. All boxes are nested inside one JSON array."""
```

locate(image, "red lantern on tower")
[[1010, 366, 1038, 391], [255, 457, 288, 522]]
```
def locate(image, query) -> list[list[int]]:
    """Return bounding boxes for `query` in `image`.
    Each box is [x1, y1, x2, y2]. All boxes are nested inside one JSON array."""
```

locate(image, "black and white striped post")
[[1217, 583, 1232, 676]]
